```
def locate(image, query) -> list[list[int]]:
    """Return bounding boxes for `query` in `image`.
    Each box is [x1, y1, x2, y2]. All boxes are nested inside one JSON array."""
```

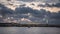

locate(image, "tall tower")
[[43, 15, 49, 24]]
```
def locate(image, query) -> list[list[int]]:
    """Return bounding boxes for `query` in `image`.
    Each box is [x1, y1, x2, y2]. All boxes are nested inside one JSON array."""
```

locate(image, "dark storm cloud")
[[46, 11, 60, 25], [38, 3, 60, 7], [30, 3, 35, 6], [15, 6, 48, 23], [0, 4, 14, 16], [49, 19, 60, 25], [15, 6, 60, 24], [0, 3, 14, 22], [49, 11, 60, 19], [17, 0, 35, 2], [17, 0, 60, 3], [7, 0, 11, 1], [52, 3, 60, 7], [15, 7, 47, 18], [38, 3, 52, 7]]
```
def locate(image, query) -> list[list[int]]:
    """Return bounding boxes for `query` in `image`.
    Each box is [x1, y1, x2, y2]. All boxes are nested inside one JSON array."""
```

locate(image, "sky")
[[0, 0, 60, 24], [0, 0, 60, 12], [17, 0, 60, 3]]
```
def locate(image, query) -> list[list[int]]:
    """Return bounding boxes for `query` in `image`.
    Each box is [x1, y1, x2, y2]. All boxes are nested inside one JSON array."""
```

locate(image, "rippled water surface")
[[0, 27, 60, 34]]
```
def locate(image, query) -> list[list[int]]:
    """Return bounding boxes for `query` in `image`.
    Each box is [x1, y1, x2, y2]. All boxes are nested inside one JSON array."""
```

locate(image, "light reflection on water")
[[0, 27, 60, 34]]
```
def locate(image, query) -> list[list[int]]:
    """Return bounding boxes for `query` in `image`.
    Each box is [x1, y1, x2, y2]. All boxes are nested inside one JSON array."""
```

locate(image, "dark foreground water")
[[0, 27, 60, 34]]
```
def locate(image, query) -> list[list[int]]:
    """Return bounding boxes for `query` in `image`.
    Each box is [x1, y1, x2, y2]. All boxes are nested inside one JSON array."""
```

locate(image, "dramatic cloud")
[[52, 3, 60, 7], [49, 11, 60, 19], [38, 3, 60, 7], [17, 0, 60, 3], [0, 0, 60, 24], [15, 6, 48, 23], [20, 4, 26, 7], [0, 3, 14, 23], [7, 0, 11, 1], [15, 6, 60, 24], [15, 7, 47, 18], [0, 4, 14, 17], [30, 3, 35, 6], [17, 0, 34, 2]]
